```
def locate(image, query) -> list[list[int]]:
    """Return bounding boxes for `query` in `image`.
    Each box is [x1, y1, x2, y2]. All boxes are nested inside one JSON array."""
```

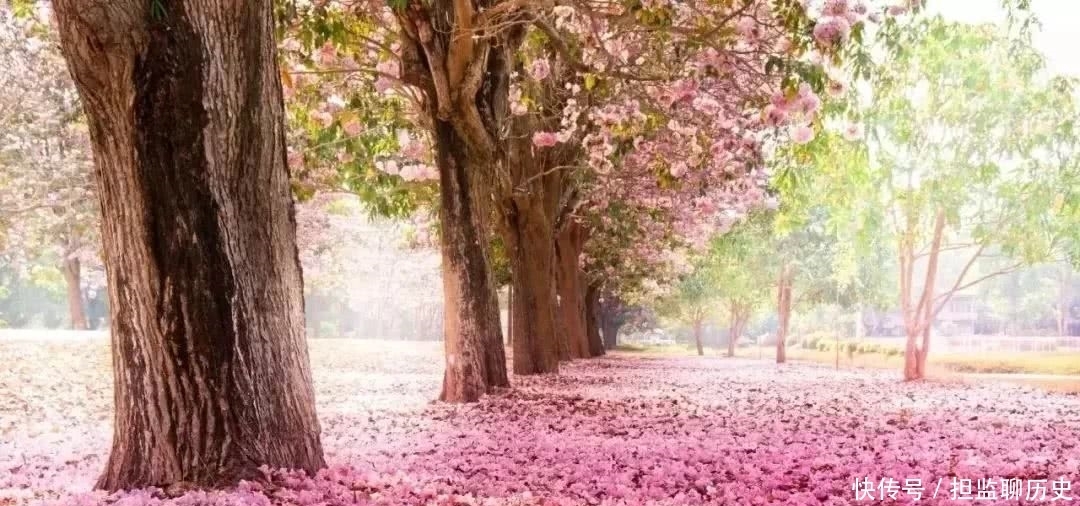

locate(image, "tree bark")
[[693, 318, 704, 356], [61, 255, 89, 330], [776, 263, 793, 364], [432, 119, 508, 402], [505, 196, 560, 375], [727, 303, 746, 358], [902, 209, 946, 381], [53, 0, 325, 490], [598, 292, 624, 350], [585, 282, 605, 354], [556, 222, 589, 359]]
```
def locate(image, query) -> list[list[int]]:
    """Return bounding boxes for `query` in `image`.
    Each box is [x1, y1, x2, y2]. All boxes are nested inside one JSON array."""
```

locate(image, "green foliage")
[[277, 2, 435, 220], [773, 11, 1080, 322]]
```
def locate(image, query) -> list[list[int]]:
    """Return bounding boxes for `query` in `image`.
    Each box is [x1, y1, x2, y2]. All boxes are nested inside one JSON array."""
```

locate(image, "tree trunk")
[[556, 222, 589, 359], [54, 1, 325, 490], [727, 303, 745, 358], [585, 282, 605, 353], [598, 293, 623, 350], [505, 197, 560, 375], [1059, 265, 1071, 337], [902, 209, 946, 381], [776, 263, 793, 364], [693, 318, 704, 356], [432, 119, 508, 402], [61, 255, 89, 330]]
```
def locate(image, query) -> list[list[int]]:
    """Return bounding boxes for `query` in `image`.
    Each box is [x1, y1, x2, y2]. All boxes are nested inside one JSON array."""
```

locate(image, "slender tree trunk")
[[556, 222, 589, 359], [693, 318, 704, 356], [505, 198, 560, 375], [432, 120, 508, 401], [61, 255, 89, 330], [776, 263, 793, 364], [585, 282, 605, 353], [54, 1, 324, 490], [1059, 265, 1071, 337], [902, 209, 946, 381], [585, 291, 605, 357], [727, 303, 745, 358]]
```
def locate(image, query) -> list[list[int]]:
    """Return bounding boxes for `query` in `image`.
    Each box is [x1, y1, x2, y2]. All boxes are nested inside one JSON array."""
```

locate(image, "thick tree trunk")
[[432, 120, 508, 401], [505, 198, 560, 375], [776, 264, 792, 364], [61, 255, 89, 330], [556, 222, 589, 359], [693, 318, 704, 356], [597, 294, 624, 350], [54, 1, 325, 490]]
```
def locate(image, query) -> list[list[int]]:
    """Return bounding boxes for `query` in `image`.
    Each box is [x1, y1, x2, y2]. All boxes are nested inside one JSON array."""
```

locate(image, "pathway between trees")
[[4, 338, 1079, 505]]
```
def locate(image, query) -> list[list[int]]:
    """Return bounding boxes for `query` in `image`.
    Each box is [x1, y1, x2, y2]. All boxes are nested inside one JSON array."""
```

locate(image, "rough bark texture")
[[585, 283, 605, 353], [62, 255, 89, 330], [556, 223, 590, 359], [776, 263, 793, 364], [693, 319, 704, 356], [505, 197, 560, 375], [53, 0, 325, 490], [433, 120, 508, 401]]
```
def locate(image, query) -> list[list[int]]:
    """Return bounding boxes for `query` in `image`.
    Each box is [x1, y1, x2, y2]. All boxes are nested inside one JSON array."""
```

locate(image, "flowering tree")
[[50, 0, 327, 490], [278, 0, 906, 401]]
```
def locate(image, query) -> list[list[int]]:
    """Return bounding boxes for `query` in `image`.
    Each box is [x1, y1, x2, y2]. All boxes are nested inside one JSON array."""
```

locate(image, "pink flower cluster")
[[4, 338, 1079, 506]]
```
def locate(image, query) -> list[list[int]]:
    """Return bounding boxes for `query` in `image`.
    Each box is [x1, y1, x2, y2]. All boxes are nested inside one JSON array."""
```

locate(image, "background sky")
[[927, 0, 1079, 77]]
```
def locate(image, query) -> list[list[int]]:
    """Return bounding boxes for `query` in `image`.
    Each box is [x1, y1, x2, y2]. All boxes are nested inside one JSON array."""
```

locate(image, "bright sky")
[[927, 0, 1080, 77]]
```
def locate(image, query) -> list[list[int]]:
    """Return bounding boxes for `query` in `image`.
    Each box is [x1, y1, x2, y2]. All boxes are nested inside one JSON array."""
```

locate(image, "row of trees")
[[0, 0, 915, 492], [658, 8, 1080, 380]]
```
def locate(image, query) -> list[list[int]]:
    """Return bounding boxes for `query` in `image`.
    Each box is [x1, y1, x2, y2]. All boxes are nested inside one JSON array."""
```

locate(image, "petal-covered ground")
[[2, 337, 1079, 505]]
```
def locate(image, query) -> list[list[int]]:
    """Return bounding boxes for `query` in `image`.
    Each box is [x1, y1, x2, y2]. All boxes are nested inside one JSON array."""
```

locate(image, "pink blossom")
[[311, 110, 334, 128], [763, 104, 787, 126], [669, 161, 688, 178], [789, 124, 815, 144], [843, 122, 864, 141], [342, 119, 362, 137], [377, 160, 400, 175], [821, 0, 849, 17], [798, 92, 821, 115], [532, 131, 559, 148], [813, 16, 851, 48], [528, 58, 551, 81]]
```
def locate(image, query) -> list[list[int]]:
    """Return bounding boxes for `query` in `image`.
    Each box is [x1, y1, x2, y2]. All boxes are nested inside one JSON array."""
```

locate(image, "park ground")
[[2, 338, 1080, 505]]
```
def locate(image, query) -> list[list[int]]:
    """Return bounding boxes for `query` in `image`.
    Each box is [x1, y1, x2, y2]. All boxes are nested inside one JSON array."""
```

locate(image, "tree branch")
[[413, 15, 452, 120]]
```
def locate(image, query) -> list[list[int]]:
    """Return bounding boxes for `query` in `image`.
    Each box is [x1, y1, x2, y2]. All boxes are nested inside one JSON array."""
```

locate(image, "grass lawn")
[[616, 342, 1080, 392]]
